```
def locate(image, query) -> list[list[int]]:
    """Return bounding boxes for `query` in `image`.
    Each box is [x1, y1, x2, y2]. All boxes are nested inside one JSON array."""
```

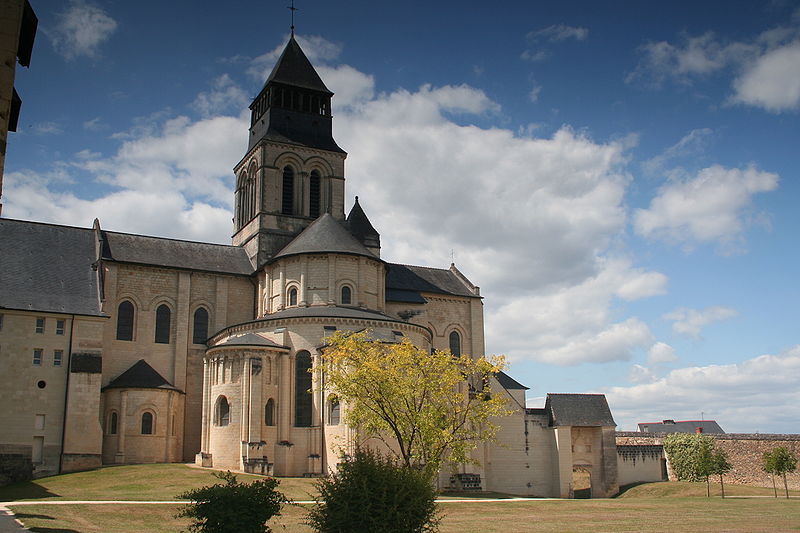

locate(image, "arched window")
[[328, 395, 340, 426], [108, 412, 118, 435], [309, 170, 321, 218], [154, 304, 171, 344], [449, 330, 461, 356], [248, 162, 258, 220], [116, 300, 134, 341], [214, 396, 230, 427], [236, 171, 247, 227], [282, 166, 294, 215], [340, 286, 352, 305], [141, 412, 154, 435], [288, 287, 298, 307], [192, 308, 209, 344], [264, 398, 275, 426], [295, 351, 312, 427]]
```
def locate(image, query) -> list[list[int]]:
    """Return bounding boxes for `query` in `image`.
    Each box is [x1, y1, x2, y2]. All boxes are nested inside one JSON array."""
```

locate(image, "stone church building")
[[0, 35, 619, 497]]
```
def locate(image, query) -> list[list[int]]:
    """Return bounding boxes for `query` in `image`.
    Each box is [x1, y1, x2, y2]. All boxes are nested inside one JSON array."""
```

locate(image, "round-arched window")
[[341, 286, 352, 305], [288, 287, 298, 307], [215, 396, 230, 427], [449, 330, 461, 356]]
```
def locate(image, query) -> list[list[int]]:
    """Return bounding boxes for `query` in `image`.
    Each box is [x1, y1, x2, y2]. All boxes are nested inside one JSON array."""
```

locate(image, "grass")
[[3, 465, 799, 532], [0, 463, 318, 502], [618, 479, 800, 498]]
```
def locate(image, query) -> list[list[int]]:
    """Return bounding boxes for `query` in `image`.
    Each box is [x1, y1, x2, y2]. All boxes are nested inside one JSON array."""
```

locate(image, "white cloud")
[[633, 165, 779, 250], [642, 128, 714, 176], [629, 364, 658, 384], [663, 306, 738, 339], [522, 24, 588, 63], [192, 75, 250, 117], [533, 318, 653, 366], [647, 342, 678, 364], [529, 24, 589, 43], [529, 84, 542, 103], [33, 122, 63, 135], [605, 345, 800, 432], [49, 0, 117, 60], [82, 117, 105, 131], [731, 41, 800, 112]]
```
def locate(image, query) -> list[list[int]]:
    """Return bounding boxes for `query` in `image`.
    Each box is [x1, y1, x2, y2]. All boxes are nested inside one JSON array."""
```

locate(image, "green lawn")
[[2, 465, 799, 533]]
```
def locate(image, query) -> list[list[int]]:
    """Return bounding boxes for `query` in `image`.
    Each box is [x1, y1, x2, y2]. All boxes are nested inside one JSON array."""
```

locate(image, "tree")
[[177, 471, 286, 533], [306, 447, 440, 533], [663, 433, 717, 485], [317, 330, 511, 478], [762, 447, 798, 499], [708, 448, 732, 498]]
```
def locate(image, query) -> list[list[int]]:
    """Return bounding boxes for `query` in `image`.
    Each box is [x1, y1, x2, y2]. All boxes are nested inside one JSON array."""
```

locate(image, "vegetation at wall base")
[[662, 433, 732, 497], [305, 448, 441, 533], [176, 471, 286, 533]]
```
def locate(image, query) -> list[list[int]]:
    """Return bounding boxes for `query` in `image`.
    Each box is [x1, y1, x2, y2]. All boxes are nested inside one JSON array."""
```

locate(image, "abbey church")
[[0, 34, 620, 497]]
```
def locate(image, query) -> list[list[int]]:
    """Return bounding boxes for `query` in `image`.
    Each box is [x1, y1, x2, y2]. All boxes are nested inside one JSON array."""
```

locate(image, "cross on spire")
[[288, 0, 298, 36]]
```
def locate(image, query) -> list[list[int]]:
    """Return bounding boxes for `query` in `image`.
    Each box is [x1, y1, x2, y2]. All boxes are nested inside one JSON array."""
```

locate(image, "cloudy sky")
[[5, 1, 800, 432]]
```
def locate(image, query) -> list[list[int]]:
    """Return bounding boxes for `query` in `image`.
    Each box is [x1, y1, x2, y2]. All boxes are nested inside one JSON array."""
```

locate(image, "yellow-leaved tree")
[[317, 330, 512, 478]]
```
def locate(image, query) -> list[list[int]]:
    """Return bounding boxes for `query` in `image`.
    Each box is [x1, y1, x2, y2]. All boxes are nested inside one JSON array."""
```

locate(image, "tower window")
[[288, 287, 298, 307], [295, 351, 312, 427], [341, 286, 352, 305], [449, 331, 461, 356], [154, 304, 171, 344], [328, 395, 340, 426], [108, 412, 118, 435], [265, 398, 275, 426], [116, 301, 135, 341], [193, 308, 209, 344], [309, 170, 321, 218], [141, 412, 154, 435], [215, 396, 230, 427], [282, 166, 295, 215]]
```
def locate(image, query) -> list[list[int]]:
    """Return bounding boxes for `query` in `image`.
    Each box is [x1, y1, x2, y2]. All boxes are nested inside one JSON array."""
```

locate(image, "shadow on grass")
[[12, 512, 80, 533], [0, 481, 59, 501], [438, 491, 516, 499], [614, 482, 649, 497]]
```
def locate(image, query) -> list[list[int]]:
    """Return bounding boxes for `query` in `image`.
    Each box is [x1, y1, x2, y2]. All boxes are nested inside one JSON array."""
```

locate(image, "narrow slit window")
[[282, 166, 294, 215], [154, 304, 171, 344]]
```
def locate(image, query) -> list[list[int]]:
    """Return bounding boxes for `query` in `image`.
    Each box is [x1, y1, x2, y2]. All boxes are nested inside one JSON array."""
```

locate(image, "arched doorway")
[[572, 464, 592, 498]]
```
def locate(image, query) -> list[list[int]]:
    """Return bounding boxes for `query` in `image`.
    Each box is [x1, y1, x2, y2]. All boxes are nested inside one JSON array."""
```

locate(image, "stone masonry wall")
[[616, 432, 800, 490]]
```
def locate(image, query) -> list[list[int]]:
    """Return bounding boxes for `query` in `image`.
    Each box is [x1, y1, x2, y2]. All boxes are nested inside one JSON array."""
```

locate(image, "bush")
[[663, 433, 716, 482], [306, 448, 441, 533], [177, 471, 286, 533]]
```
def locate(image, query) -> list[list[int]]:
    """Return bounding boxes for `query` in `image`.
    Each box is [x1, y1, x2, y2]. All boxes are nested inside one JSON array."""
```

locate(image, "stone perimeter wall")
[[616, 432, 800, 490]]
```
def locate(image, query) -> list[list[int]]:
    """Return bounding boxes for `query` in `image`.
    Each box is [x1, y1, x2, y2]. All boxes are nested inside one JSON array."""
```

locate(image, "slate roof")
[[638, 420, 725, 434], [0, 219, 103, 316], [256, 305, 404, 324], [545, 393, 616, 427], [495, 371, 529, 390], [345, 197, 380, 249], [102, 359, 181, 392], [102, 231, 253, 275], [272, 213, 378, 261], [263, 36, 332, 94], [210, 332, 288, 349], [386, 264, 477, 298]]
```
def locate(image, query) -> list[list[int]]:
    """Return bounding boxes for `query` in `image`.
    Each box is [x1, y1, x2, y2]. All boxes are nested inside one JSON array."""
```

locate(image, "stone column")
[[116, 391, 127, 464]]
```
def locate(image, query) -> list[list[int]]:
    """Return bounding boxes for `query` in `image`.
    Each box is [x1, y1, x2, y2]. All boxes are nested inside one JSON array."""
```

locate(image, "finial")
[[355, 195, 359, 203], [288, 0, 298, 36]]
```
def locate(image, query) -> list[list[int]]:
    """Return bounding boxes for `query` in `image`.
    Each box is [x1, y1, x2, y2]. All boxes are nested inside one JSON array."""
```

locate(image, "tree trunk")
[[706, 476, 710, 497], [783, 473, 789, 499], [719, 474, 725, 498], [772, 474, 777, 498]]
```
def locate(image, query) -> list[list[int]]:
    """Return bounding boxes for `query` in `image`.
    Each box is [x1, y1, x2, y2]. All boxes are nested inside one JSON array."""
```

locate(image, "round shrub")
[[306, 448, 440, 533]]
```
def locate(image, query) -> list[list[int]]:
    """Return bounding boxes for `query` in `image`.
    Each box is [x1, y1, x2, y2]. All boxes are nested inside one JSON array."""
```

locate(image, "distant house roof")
[[272, 214, 378, 262], [638, 420, 725, 434], [102, 230, 253, 275], [495, 371, 529, 390], [102, 359, 181, 392], [386, 264, 477, 298], [545, 393, 616, 427], [0, 219, 103, 316]]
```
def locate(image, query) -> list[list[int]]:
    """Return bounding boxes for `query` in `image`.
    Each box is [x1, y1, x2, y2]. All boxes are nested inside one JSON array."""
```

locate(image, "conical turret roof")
[[345, 196, 380, 249], [272, 213, 377, 261]]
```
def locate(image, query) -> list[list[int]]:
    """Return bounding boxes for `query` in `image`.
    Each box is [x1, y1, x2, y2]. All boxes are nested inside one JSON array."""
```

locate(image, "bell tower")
[[232, 36, 347, 268]]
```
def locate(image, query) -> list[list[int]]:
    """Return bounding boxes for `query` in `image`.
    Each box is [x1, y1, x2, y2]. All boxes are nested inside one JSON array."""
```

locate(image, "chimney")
[[695, 427, 703, 434]]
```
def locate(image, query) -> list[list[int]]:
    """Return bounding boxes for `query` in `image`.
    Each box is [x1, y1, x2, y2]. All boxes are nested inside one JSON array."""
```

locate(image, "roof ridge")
[[389, 262, 452, 273], [0, 217, 93, 231], [104, 230, 236, 248]]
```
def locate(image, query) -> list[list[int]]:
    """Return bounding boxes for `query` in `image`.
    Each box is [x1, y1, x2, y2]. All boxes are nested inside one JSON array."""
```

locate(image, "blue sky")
[[5, 0, 800, 432]]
